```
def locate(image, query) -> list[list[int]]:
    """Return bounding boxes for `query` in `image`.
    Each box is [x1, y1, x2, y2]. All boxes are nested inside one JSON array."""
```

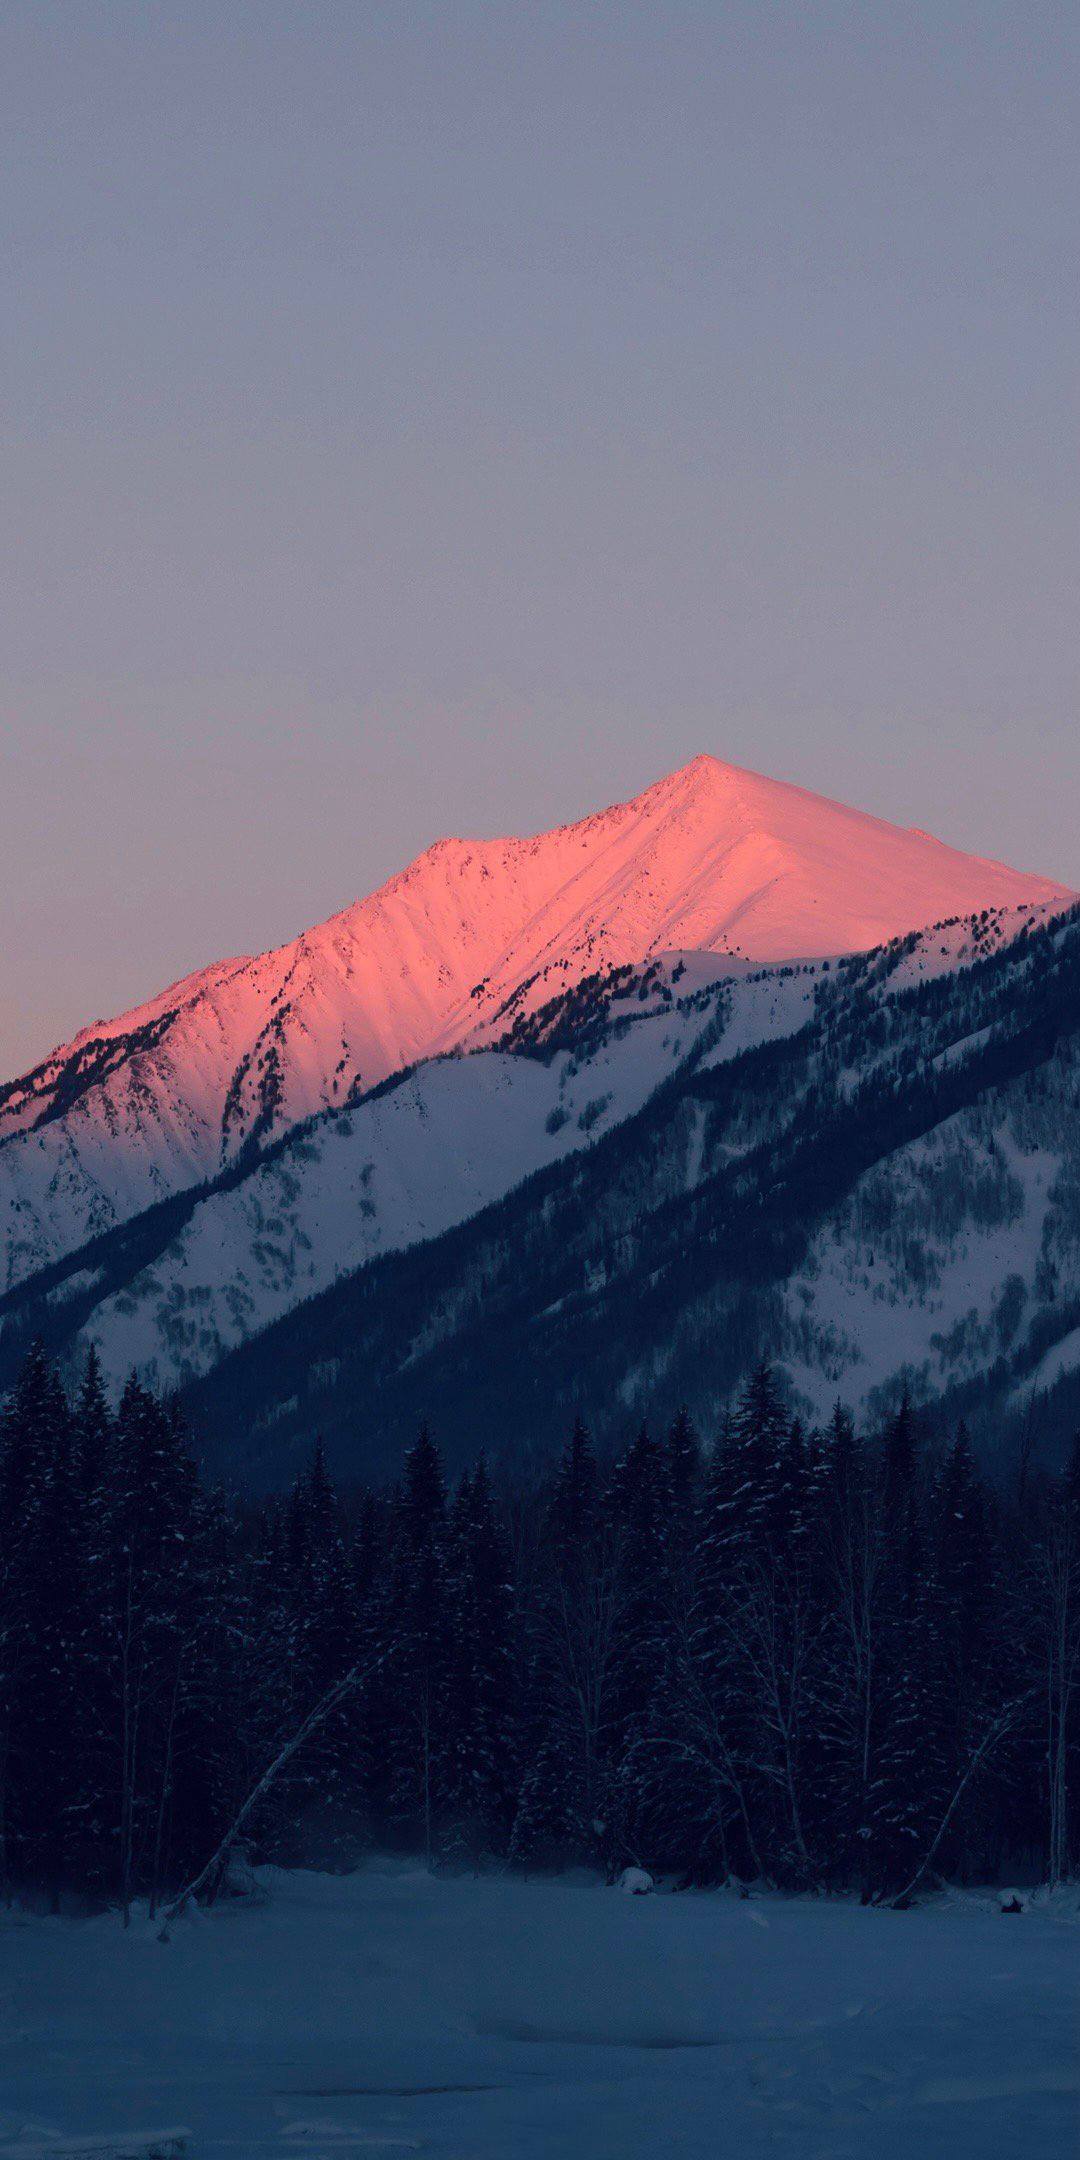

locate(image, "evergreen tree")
[[550, 1416, 599, 1561], [0, 1343, 70, 1894], [19, 1397, 85, 1903], [88, 1377, 203, 1918], [730, 1362, 792, 1557], [605, 1425, 672, 1867], [444, 1457, 516, 1861], [277, 1439, 362, 1859], [383, 1428, 451, 1861], [863, 1395, 940, 1898], [512, 1419, 619, 1868], [609, 1423, 670, 1742], [664, 1406, 701, 1559]]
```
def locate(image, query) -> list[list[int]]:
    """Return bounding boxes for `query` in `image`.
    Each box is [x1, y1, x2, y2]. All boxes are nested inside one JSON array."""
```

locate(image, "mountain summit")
[[0, 754, 1069, 1292], [416, 750, 1070, 1012]]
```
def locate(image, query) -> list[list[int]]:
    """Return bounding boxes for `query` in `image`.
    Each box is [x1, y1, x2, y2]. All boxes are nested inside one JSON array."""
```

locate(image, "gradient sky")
[[2, 2, 1078, 1077]]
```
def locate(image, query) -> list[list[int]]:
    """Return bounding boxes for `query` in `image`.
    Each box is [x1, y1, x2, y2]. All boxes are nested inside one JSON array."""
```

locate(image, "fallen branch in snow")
[[157, 1650, 386, 1941], [891, 1686, 1039, 1910]]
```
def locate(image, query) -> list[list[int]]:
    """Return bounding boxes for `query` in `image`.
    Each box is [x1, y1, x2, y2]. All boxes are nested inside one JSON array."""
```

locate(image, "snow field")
[[1, 1862, 1076, 2159]]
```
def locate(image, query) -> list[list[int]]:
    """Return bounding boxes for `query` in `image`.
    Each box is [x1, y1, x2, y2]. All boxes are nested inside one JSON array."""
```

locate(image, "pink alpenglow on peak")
[[0, 755, 1071, 1294]]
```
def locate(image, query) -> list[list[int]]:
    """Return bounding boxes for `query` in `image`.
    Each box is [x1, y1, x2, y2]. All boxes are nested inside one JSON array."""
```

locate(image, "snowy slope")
[[0, 756, 1067, 1293], [36, 951, 821, 1395], [6, 899, 1068, 1424], [125, 895, 1077, 1481], [780, 1116, 1068, 1417]]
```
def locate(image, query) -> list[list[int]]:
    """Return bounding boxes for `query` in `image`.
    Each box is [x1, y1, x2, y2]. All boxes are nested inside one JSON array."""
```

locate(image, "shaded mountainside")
[[1, 753, 1067, 1297], [172, 899, 1080, 1488], [5, 898, 1079, 1490], [0, 951, 796, 1395], [0, 904, 1059, 1452]]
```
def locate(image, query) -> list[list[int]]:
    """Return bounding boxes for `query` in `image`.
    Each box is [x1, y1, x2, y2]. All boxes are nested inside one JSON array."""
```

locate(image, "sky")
[[2, 2, 1078, 1077]]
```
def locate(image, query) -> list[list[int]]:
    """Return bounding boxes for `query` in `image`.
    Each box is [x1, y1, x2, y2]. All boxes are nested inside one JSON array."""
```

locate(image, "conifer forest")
[[3, 1341, 1077, 1919]]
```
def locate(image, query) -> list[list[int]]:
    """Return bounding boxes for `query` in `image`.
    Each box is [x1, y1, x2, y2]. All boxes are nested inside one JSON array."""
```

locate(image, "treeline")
[[1, 1344, 1078, 1914]]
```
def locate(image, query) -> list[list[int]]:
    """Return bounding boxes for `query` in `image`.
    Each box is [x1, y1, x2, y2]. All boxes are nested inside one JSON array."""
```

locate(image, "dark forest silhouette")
[[1, 1343, 1077, 1917]]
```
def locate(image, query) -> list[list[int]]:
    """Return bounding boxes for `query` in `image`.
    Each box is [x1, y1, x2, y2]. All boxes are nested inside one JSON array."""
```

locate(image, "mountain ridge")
[[6, 752, 1069, 1086], [0, 754, 1070, 1300], [4, 898, 1078, 1458], [171, 894, 1080, 1489]]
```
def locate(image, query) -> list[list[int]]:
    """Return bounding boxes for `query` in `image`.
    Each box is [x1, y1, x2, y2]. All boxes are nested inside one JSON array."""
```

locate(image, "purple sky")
[[2, 3, 1078, 1077]]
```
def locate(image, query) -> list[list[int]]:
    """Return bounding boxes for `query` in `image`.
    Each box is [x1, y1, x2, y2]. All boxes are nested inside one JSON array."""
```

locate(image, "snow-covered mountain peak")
[[320, 751, 1071, 995], [0, 755, 1071, 1297]]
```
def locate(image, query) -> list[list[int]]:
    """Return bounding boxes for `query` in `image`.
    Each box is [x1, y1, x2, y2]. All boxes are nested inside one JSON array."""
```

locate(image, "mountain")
[[5, 891, 1080, 1490], [0, 754, 1068, 1296], [172, 893, 1080, 1488], [0, 947, 822, 1397]]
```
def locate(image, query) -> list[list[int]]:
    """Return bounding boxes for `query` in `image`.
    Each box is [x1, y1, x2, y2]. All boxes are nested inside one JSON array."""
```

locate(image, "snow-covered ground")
[[1, 1863, 1076, 2158]]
